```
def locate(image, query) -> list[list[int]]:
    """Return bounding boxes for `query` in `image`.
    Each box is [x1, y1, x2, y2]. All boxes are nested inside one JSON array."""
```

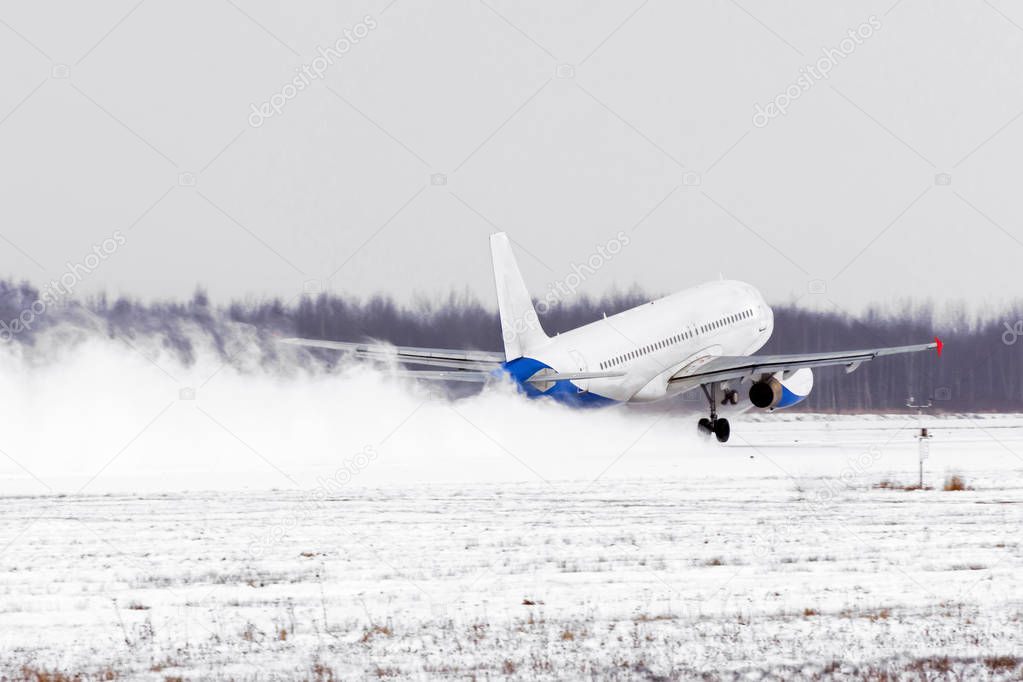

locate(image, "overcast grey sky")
[[0, 0, 1021, 315]]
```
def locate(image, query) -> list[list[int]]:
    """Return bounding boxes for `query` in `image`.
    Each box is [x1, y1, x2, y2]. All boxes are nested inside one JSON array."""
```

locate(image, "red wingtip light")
[[934, 336, 943, 356]]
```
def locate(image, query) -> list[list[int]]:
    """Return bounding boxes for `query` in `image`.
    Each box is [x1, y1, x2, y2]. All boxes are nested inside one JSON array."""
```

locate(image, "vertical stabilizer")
[[490, 233, 549, 360]]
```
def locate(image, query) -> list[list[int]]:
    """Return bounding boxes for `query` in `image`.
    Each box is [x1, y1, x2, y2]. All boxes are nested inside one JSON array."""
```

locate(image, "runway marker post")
[[906, 397, 933, 489]]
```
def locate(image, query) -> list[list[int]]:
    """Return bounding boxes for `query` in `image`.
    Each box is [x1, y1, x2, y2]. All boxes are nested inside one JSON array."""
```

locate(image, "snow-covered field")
[[0, 340, 1021, 679], [3, 413, 1023, 680]]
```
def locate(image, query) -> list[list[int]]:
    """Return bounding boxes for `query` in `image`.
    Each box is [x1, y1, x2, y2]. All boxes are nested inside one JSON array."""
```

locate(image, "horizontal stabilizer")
[[525, 370, 626, 384]]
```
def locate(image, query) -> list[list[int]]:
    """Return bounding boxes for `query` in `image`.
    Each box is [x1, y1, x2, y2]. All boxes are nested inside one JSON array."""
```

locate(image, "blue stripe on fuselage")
[[498, 357, 617, 407]]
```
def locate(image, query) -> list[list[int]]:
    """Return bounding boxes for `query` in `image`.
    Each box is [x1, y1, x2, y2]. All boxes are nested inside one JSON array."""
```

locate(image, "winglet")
[[934, 336, 943, 357]]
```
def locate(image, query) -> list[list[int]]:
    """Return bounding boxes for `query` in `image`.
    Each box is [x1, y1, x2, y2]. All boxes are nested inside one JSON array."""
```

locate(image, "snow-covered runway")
[[3, 415, 1022, 680]]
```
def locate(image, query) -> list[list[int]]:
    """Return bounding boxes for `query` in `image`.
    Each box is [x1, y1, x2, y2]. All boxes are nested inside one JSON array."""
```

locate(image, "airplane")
[[281, 233, 941, 443]]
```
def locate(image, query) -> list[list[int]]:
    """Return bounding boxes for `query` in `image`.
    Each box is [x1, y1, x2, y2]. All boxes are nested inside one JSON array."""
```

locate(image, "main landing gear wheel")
[[696, 417, 730, 442], [713, 418, 730, 443], [697, 383, 731, 443]]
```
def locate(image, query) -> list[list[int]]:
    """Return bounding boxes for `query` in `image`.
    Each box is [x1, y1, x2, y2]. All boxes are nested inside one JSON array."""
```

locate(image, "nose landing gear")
[[697, 383, 731, 443]]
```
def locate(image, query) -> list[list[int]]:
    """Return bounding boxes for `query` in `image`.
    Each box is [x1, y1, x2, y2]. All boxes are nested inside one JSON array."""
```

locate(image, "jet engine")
[[748, 368, 813, 409]]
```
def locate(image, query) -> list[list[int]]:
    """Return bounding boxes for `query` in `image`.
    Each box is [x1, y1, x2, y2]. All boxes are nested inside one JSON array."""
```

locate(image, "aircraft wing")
[[669, 339, 941, 386], [279, 337, 505, 371], [279, 337, 627, 384], [389, 369, 493, 382]]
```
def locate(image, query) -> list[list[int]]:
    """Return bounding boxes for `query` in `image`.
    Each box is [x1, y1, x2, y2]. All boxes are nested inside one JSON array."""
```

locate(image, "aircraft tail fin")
[[490, 233, 549, 360]]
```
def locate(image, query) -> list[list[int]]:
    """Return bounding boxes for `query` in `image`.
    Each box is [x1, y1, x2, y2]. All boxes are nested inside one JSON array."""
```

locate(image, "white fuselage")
[[524, 280, 774, 403]]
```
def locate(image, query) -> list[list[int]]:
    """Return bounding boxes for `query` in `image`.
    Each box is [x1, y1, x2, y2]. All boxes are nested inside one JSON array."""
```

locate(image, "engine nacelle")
[[748, 368, 813, 409]]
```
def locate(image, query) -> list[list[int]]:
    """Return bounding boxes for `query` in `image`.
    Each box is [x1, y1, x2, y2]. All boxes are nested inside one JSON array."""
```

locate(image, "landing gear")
[[697, 383, 731, 443], [697, 416, 731, 443], [713, 418, 730, 443]]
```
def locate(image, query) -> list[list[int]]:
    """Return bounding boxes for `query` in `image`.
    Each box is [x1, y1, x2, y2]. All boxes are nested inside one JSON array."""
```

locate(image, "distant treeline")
[[0, 279, 1020, 412]]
